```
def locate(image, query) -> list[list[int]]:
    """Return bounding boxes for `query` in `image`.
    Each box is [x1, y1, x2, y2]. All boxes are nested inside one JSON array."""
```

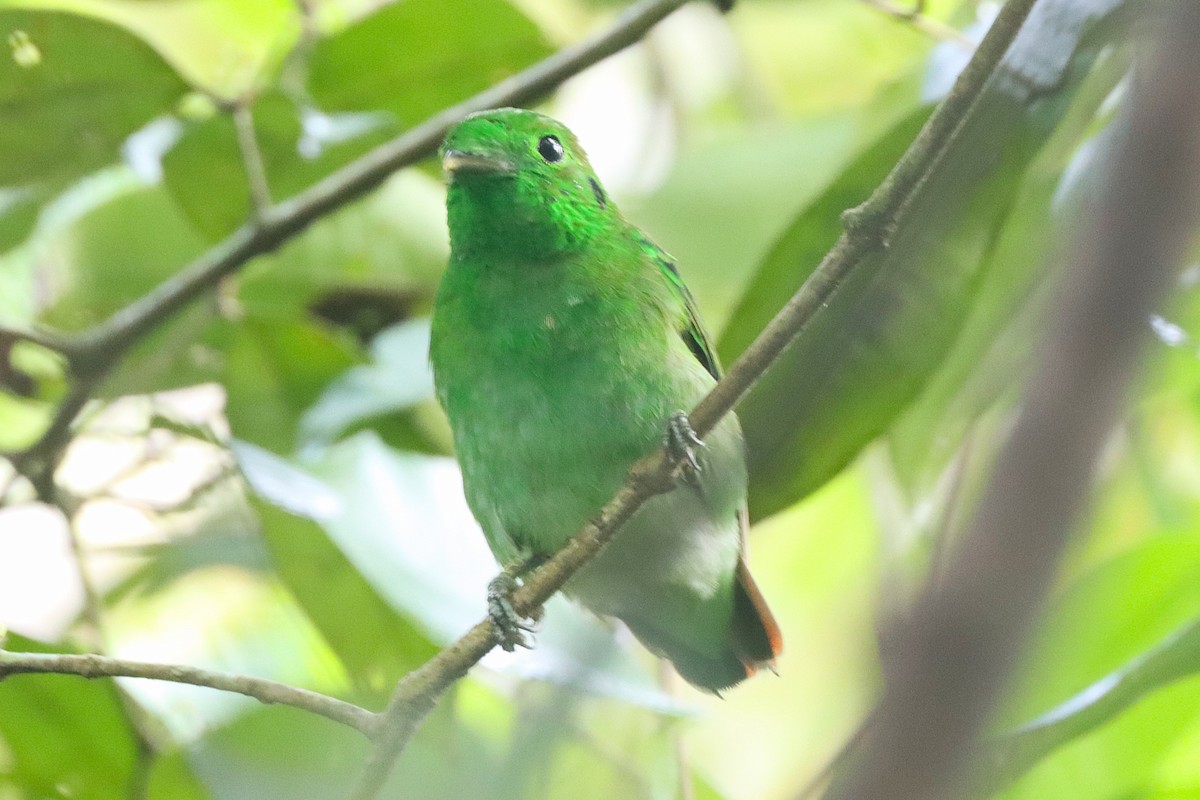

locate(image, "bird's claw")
[[487, 572, 537, 652], [664, 411, 704, 488]]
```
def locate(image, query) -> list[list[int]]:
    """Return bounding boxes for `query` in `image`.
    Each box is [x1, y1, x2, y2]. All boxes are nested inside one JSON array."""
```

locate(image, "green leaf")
[[221, 315, 361, 453], [234, 441, 438, 699], [298, 319, 436, 450], [0, 10, 187, 250], [0, 634, 140, 800], [993, 534, 1200, 798], [185, 701, 500, 800], [146, 749, 211, 800], [724, 0, 1137, 519], [0, 10, 186, 185], [162, 91, 395, 239], [986, 616, 1200, 794], [41, 182, 209, 331], [0, 0, 297, 98], [307, 0, 552, 126], [887, 42, 1133, 499]]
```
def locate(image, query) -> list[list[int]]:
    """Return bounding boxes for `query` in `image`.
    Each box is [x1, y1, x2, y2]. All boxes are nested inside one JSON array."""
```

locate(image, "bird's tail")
[[623, 558, 783, 693]]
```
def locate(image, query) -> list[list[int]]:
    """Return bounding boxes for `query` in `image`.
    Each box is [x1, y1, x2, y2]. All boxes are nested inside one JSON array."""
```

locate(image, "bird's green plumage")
[[429, 108, 780, 690]]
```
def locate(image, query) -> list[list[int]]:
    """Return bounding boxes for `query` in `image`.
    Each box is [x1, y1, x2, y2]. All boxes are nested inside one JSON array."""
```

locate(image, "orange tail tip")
[[730, 557, 783, 674]]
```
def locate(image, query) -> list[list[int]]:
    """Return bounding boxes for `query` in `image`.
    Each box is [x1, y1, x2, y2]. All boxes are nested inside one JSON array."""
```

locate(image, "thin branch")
[[233, 101, 274, 215], [857, 0, 976, 47], [4, 0, 695, 495], [826, 2, 1200, 798], [0, 323, 76, 355], [346, 3, 1039, 798], [0, 649, 377, 735]]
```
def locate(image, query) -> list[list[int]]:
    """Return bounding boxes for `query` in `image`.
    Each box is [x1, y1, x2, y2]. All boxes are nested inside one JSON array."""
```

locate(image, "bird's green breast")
[[429, 233, 714, 562]]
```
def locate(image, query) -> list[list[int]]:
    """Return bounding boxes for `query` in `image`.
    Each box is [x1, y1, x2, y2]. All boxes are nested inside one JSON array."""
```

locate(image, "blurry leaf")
[[0, 391, 51, 450], [632, 109, 920, 332], [986, 616, 1200, 794], [299, 319, 435, 450], [186, 701, 499, 800], [995, 534, 1200, 799], [162, 91, 395, 239], [239, 170, 449, 319], [0, 10, 187, 185], [41, 182, 209, 331], [307, 0, 552, 125], [147, 749, 211, 800], [108, 523, 271, 604], [221, 315, 361, 453], [234, 440, 438, 698], [0, 0, 296, 98], [887, 46, 1132, 497], [299, 432, 501, 642], [97, 308, 361, 452], [717, 107, 929, 361], [725, 0, 1137, 519], [186, 705, 369, 800], [0, 634, 139, 800], [0, 188, 42, 252]]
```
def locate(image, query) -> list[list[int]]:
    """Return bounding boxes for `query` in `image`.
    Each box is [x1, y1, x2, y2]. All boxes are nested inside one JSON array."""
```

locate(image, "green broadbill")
[[429, 108, 781, 692]]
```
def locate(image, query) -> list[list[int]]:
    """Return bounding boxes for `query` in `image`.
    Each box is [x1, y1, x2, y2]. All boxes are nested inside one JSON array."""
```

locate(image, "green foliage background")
[[1, 0, 1198, 798]]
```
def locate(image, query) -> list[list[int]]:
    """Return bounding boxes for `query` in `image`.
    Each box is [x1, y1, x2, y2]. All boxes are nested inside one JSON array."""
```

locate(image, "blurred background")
[[1, 0, 1197, 798]]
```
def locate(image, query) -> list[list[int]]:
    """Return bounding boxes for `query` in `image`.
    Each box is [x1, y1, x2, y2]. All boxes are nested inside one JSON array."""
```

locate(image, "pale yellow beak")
[[442, 149, 515, 175]]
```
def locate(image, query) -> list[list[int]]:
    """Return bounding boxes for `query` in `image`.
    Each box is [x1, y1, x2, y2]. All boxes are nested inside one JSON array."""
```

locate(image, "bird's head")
[[440, 108, 618, 260]]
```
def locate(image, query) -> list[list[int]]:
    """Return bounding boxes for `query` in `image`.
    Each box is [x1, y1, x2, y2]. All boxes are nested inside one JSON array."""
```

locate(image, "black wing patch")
[[637, 233, 722, 381]]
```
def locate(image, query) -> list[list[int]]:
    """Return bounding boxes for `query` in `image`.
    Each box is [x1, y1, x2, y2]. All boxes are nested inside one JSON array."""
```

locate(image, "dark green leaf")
[[725, 0, 1137, 518]]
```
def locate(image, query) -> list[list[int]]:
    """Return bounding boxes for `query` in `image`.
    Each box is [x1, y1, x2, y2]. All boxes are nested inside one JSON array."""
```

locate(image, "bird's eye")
[[537, 135, 564, 163]]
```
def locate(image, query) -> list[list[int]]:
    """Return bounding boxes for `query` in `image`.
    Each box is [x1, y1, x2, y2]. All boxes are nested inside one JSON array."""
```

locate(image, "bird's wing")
[[636, 234, 722, 381]]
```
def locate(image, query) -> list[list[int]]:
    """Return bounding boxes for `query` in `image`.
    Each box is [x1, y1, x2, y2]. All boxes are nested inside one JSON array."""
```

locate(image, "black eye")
[[537, 135, 564, 163]]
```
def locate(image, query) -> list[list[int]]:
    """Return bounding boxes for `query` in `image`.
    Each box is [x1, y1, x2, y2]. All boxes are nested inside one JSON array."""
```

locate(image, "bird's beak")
[[442, 149, 515, 176]]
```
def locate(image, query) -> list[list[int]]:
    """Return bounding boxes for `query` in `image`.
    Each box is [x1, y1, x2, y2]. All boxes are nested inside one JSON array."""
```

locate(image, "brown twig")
[[345, 2, 1039, 797], [0, 649, 376, 734], [825, 2, 1200, 798]]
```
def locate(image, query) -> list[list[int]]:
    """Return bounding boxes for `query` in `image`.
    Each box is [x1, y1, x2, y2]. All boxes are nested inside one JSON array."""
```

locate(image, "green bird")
[[429, 108, 781, 692]]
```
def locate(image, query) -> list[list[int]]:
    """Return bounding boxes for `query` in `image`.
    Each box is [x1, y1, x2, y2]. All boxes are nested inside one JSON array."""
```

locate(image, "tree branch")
[[857, 0, 976, 47], [5, 0, 695, 488], [345, 2, 1039, 797], [0, 649, 377, 735], [825, 2, 1200, 798], [0, 323, 79, 357]]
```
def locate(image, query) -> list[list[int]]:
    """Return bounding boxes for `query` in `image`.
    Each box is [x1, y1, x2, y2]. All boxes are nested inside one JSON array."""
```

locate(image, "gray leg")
[[664, 411, 704, 487], [486, 554, 542, 652]]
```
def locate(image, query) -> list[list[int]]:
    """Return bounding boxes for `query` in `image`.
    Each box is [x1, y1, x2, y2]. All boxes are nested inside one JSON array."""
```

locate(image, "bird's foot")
[[664, 411, 705, 488], [487, 571, 538, 652]]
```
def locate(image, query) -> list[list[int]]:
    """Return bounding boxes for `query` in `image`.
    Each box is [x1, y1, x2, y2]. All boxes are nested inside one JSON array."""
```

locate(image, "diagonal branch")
[[345, 1, 1039, 797], [0, 648, 377, 734], [6, 0, 696, 486]]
